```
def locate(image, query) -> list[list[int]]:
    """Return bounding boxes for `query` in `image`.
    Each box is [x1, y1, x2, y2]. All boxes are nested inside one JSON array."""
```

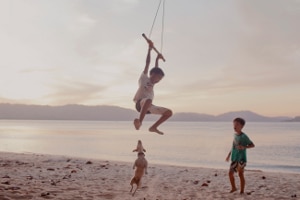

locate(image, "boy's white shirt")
[[133, 72, 154, 103]]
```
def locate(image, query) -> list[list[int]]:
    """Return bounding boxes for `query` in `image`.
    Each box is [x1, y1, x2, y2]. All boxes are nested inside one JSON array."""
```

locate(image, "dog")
[[130, 152, 148, 196], [132, 140, 146, 153]]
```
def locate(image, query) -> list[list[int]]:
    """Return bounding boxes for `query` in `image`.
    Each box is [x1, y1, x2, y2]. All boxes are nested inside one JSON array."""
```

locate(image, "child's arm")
[[225, 151, 231, 162], [237, 143, 255, 150], [248, 143, 255, 148], [155, 53, 164, 68], [143, 41, 154, 74], [132, 148, 137, 152], [143, 148, 146, 152]]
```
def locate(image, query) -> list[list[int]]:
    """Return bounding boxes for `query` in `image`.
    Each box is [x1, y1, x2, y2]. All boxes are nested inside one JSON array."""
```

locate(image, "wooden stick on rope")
[[142, 33, 166, 62]]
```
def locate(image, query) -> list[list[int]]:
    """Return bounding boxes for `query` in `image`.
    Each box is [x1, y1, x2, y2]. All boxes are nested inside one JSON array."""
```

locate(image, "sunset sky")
[[0, 0, 299, 117]]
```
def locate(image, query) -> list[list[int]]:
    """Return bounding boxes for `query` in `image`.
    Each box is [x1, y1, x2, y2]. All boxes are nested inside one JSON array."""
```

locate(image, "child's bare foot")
[[149, 127, 164, 135], [229, 188, 237, 193], [134, 119, 141, 130]]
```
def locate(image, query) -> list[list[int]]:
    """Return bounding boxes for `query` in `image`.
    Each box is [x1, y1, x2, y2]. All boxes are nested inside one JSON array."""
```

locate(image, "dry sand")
[[0, 152, 299, 200]]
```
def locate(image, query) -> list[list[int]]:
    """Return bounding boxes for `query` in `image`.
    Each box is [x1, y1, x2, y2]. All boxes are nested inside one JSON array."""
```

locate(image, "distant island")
[[286, 116, 300, 122], [0, 103, 296, 122]]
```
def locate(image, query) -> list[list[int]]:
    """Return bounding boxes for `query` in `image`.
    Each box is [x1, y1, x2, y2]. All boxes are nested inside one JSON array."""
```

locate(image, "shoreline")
[[1, 152, 299, 200], [1, 150, 298, 175]]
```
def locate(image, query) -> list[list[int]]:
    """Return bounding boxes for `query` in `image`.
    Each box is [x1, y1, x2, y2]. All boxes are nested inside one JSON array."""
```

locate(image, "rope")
[[160, 0, 165, 53], [148, 0, 166, 53]]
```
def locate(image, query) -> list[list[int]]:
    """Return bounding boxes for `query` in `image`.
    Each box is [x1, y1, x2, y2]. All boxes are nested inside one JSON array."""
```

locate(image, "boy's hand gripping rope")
[[142, 33, 166, 62]]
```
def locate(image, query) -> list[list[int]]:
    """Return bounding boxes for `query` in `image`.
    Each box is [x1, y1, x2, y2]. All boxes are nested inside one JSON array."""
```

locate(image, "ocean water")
[[0, 120, 299, 173]]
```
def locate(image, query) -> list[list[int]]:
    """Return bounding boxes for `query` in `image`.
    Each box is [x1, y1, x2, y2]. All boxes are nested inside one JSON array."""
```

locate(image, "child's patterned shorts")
[[230, 161, 246, 173], [136, 98, 168, 115]]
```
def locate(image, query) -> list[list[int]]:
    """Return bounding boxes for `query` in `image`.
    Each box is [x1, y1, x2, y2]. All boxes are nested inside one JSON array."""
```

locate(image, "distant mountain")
[[286, 116, 300, 122], [0, 103, 294, 122], [215, 110, 291, 122], [0, 103, 136, 121], [170, 110, 292, 122], [170, 112, 215, 121]]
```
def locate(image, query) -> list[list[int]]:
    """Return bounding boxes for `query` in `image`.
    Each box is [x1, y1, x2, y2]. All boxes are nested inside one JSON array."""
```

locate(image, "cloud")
[[46, 80, 105, 105], [230, 0, 300, 77], [0, 0, 299, 116], [241, 2, 300, 53], [167, 0, 300, 98]]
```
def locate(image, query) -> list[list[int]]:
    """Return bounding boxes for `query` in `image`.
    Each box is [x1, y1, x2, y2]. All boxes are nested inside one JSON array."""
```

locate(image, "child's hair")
[[233, 117, 246, 126], [150, 67, 165, 76]]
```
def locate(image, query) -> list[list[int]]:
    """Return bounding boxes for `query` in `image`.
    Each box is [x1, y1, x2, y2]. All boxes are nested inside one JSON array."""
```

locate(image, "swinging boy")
[[133, 36, 172, 135]]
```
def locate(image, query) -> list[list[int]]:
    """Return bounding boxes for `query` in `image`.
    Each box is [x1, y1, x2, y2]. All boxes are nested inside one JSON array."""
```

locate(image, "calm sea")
[[0, 120, 299, 173]]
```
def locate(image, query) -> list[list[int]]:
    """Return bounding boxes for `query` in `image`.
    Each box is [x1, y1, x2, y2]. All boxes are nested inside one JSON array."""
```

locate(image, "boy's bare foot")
[[149, 127, 164, 135], [134, 119, 141, 130], [229, 188, 237, 193]]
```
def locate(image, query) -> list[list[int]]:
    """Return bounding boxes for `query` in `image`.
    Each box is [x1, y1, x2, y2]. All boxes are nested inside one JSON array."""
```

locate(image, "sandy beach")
[[0, 152, 299, 200]]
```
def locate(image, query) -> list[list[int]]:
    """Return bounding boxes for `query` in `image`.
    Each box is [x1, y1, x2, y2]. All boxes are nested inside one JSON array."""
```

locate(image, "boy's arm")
[[225, 151, 231, 162], [143, 41, 154, 74], [248, 143, 255, 148], [245, 143, 255, 149], [155, 53, 163, 68], [237, 142, 255, 150]]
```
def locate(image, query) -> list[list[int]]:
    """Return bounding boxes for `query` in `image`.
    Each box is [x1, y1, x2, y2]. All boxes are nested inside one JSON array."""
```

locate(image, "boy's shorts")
[[135, 98, 168, 115], [230, 161, 246, 173]]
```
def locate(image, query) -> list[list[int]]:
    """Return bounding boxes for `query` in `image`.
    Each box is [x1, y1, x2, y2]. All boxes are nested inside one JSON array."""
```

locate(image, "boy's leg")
[[134, 99, 152, 130], [238, 171, 245, 194], [237, 164, 246, 194], [149, 109, 172, 135], [229, 162, 237, 193], [229, 171, 237, 193]]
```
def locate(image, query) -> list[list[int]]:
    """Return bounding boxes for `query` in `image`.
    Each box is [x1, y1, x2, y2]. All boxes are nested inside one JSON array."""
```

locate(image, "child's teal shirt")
[[231, 132, 253, 162]]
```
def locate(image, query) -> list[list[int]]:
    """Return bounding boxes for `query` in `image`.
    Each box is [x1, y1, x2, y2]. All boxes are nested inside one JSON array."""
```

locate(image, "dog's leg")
[[130, 184, 133, 193], [132, 185, 138, 196], [129, 177, 134, 193]]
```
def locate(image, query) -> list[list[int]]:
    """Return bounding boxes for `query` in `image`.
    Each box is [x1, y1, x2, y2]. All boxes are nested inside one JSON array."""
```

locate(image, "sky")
[[0, 0, 299, 117]]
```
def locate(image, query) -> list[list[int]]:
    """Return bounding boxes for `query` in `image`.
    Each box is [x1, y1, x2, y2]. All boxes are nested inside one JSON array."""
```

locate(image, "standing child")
[[133, 39, 172, 135], [225, 117, 255, 194]]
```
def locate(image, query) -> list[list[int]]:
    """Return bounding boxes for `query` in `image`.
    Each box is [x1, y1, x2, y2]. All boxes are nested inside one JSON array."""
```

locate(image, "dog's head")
[[137, 152, 145, 157]]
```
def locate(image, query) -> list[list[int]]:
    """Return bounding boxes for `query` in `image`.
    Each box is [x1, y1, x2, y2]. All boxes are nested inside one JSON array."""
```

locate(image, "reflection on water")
[[0, 120, 299, 173]]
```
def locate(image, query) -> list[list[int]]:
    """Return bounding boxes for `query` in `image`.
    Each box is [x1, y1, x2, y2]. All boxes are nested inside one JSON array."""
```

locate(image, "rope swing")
[[142, 0, 166, 62]]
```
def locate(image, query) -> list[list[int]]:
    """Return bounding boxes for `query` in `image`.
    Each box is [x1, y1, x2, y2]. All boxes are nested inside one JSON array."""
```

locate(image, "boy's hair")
[[150, 67, 165, 76], [233, 117, 246, 126]]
